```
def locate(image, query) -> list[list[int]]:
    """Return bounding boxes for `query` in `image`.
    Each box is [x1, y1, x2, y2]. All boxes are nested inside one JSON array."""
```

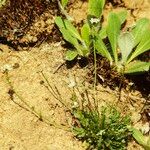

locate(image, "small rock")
[[1, 64, 13, 72]]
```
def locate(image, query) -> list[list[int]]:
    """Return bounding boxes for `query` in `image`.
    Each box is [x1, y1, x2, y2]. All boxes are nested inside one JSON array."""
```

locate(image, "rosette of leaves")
[[55, 17, 91, 60], [95, 12, 150, 74], [55, 0, 105, 61], [73, 107, 131, 150]]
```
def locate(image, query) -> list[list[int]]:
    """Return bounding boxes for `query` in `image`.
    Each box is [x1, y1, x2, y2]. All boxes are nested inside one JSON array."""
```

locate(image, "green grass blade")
[[88, 0, 105, 18], [127, 30, 150, 64], [118, 32, 135, 63], [125, 61, 150, 74], [106, 12, 121, 64], [131, 18, 150, 46]]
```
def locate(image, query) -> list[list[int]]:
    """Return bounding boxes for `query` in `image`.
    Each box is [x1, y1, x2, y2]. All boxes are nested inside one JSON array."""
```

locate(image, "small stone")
[[32, 36, 38, 42], [141, 122, 150, 134], [1, 64, 13, 72]]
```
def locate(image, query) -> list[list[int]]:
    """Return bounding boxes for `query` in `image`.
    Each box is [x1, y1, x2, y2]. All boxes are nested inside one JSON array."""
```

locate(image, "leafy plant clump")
[[99, 13, 150, 74], [55, 0, 105, 61], [72, 104, 131, 149], [55, 0, 150, 75]]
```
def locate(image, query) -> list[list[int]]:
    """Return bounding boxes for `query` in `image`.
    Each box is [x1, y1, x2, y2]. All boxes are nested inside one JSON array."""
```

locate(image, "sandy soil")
[[0, 41, 146, 150], [0, 43, 84, 150]]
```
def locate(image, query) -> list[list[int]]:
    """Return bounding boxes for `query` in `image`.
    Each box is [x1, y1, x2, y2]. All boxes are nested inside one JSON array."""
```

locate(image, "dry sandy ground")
[[0, 43, 85, 150], [0, 42, 146, 150]]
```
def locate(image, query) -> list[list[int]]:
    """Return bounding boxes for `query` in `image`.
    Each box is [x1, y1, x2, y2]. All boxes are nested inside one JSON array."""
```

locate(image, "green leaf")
[[125, 61, 150, 74], [131, 128, 146, 146], [81, 23, 91, 47], [88, 0, 105, 18], [131, 18, 150, 46], [73, 127, 86, 138], [95, 35, 113, 63], [99, 26, 107, 39], [106, 12, 121, 64], [55, 16, 66, 29], [118, 32, 135, 63], [64, 20, 82, 42], [78, 45, 90, 57], [127, 30, 150, 64], [61, 0, 69, 8], [65, 50, 78, 61], [55, 17, 85, 56], [55, 17, 81, 42], [55, 17, 80, 47], [63, 28, 79, 47], [117, 10, 127, 24], [100, 108, 106, 129], [131, 128, 150, 150]]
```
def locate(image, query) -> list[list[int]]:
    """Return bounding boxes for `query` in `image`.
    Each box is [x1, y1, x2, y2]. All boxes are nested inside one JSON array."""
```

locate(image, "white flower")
[[90, 18, 100, 24]]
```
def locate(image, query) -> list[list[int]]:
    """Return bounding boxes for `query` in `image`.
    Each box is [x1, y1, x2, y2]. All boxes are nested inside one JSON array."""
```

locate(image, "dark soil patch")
[[87, 54, 150, 97], [0, 0, 59, 50], [127, 73, 150, 97], [87, 54, 127, 88]]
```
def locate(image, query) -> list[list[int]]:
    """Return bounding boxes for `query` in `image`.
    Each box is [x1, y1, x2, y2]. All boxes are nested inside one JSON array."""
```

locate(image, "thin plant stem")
[[93, 42, 97, 92], [91, 25, 98, 111], [40, 71, 71, 111], [93, 43, 99, 110], [5, 72, 70, 131], [117, 67, 125, 102]]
